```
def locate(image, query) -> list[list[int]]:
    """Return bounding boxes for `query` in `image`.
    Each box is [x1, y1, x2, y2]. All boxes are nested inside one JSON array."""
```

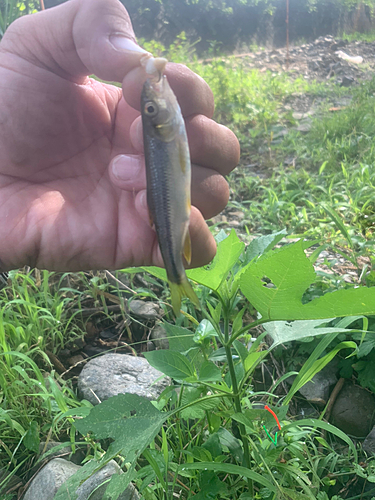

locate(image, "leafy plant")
[[58, 229, 375, 500]]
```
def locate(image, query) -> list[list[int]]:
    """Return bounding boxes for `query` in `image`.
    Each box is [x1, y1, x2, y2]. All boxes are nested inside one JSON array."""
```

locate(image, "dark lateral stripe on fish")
[[146, 142, 182, 284]]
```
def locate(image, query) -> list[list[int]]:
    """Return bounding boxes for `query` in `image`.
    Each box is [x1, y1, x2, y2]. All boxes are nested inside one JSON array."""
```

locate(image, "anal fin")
[[183, 231, 192, 265]]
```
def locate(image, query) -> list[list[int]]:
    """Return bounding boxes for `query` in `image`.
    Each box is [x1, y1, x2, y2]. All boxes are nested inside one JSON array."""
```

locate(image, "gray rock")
[[151, 324, 169, 350], [75, 460, 139, 500], [129, 300, 162, 320], [23, 459, 80, 500], [331, 383, 375, 437], [287, 362, 337, 407], [298, 363, 338, 407], [296, 118, 312, 133], [363, 426, 375, 455], [78, 353, 170, 405], [340, 75, 355, 87], [23, 458, 139, 500]]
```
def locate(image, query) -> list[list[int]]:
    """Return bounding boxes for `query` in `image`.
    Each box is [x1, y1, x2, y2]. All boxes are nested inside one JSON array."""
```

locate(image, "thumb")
[[1, 0, 150, 82]]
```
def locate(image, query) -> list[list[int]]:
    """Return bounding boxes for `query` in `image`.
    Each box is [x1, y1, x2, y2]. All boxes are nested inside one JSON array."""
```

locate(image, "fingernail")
[[112, 155, 142, 181], [109, 35, 150, 54]]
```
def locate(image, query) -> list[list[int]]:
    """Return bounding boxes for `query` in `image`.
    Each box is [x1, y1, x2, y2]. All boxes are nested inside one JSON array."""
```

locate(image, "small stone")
[[151, 324, 169, 350], [229, 220, 240, 227], [100, 327, 118, 340], [228, 211, 245, 220], [23, 458, 140, 500], [23, 459, 80, 500], [292, 112, 306, 120], [78, 353, 170, 405], [75, 461, 140, 500], [296, 119, 312, 133], [129, 300, 162, 320], [340, 75, 355, 87]]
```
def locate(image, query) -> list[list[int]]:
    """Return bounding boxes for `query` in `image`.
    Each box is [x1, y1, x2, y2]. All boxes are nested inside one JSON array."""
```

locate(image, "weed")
[[53, 230, 375, 500]]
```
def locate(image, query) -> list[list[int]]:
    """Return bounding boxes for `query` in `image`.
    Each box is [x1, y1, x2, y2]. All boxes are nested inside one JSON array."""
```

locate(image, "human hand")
[[0, 0, 239, 272]]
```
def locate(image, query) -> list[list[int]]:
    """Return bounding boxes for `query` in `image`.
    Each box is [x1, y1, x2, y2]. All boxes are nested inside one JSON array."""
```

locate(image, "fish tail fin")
[[169, 278, 200, 316]]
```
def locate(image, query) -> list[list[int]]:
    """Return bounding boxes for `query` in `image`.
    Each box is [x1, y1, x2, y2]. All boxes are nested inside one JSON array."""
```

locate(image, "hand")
[[0, 0, 239, 272]]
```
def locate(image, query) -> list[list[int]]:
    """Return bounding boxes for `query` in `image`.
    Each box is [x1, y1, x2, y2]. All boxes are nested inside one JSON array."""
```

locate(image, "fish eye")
[[144, 101, 158, 117]]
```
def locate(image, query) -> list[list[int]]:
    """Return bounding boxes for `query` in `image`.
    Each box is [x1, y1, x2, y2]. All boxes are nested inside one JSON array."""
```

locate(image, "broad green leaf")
[[24, 421, 39, 453], [121, 230, 243, 292], [244, 350, 266, 373], [198, 361, 222, 382], [180, 389, 219, 419], [193, 319, 217, 344], [264, 318, 360, 347], [240, 240, 375, 320], [193, 471, 228, 500], [162, 323, 205, 371], [202, 433, 222, 459], [55, 395, 167, 500], [102, 473, 133, 500], [178, 462, 276, 493], [162, 323, 195, 353], [187, 229, 245, 290], [217, 427, 243, 463], [74, 394, 167, 449], [145, 350, 195, 380]]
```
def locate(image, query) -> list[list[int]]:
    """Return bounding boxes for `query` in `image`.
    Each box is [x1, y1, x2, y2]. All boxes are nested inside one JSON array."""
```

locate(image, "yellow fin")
[[183, 231, 192, 265], [169, 278, 200, 316]]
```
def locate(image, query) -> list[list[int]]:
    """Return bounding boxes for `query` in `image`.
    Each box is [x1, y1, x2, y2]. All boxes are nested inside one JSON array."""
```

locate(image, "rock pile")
[[234, 35, 375, 86]]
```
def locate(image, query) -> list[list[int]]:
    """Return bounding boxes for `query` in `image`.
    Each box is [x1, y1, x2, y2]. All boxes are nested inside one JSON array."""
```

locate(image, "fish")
[[140, 56, 200, 315]]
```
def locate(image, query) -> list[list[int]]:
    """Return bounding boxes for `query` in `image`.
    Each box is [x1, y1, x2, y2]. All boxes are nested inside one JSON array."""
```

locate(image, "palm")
[[0, 66, 153, 271]]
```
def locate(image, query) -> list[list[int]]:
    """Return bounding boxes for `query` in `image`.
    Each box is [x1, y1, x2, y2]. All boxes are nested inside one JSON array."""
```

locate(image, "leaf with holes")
[[54, 394, 169, 500], [240, 240, 375, 321]]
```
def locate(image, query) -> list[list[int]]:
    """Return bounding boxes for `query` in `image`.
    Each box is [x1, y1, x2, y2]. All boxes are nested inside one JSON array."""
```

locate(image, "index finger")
[[122, 62, 215, 118]]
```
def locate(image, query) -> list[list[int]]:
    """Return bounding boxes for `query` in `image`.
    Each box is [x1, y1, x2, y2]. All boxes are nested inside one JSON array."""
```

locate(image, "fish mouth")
[[141, 55, 168, 83], [144, 74, 166, 97]]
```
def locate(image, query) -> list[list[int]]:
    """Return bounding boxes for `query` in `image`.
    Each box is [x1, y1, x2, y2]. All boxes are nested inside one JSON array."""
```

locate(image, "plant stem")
[[223, 307, 254, 497], [230, 317, 269, 344]]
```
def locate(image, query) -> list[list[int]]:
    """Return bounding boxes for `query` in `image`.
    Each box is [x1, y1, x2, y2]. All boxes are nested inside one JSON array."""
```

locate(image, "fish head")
[[141, 76, 181, 142]]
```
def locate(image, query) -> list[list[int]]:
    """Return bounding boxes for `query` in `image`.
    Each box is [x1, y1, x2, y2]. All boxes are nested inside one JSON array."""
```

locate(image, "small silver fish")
[[141, 58, 199, 315]]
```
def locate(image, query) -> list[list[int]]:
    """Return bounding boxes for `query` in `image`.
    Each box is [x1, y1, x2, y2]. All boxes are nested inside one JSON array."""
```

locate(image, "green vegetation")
[[1, 8, 375, 498], [55, 231, 375, 500]]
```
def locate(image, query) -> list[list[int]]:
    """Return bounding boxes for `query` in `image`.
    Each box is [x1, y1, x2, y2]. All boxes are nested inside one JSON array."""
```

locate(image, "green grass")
[[340, 30, 375, 42]]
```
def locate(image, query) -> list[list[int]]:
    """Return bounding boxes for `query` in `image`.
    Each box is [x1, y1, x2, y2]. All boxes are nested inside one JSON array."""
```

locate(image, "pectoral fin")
[[183, 231, 192, 265]]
